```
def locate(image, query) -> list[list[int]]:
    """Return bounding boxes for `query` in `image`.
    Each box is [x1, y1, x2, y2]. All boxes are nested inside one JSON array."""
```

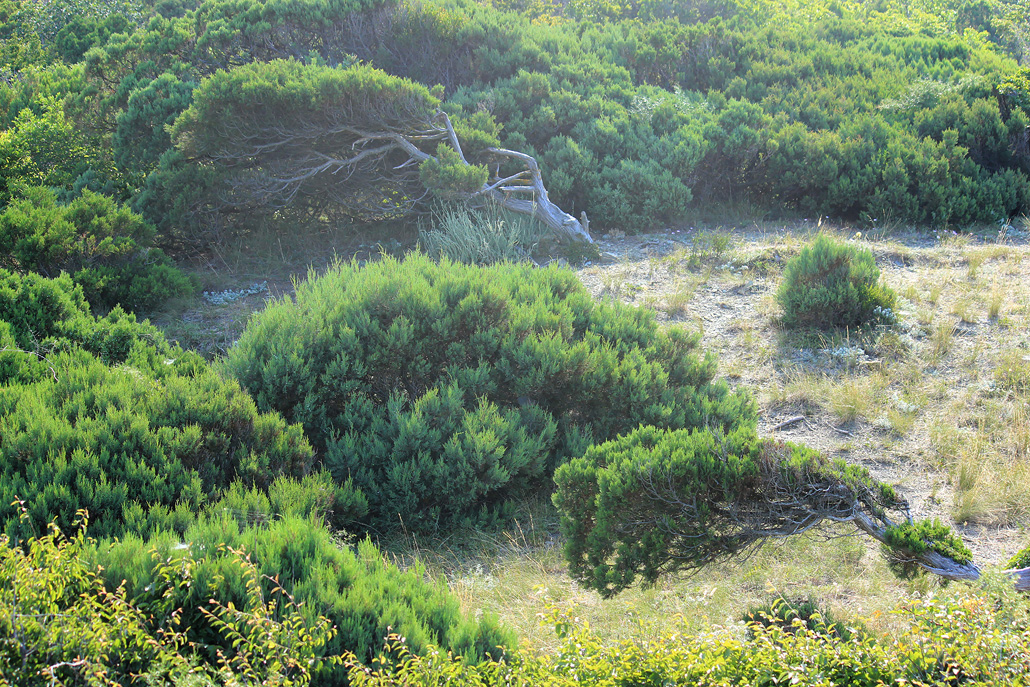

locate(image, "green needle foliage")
[[553, 425, 909, 598], [93, 513, 514, 684], [777, 234, 898, 330], [1007, 542, 1030, 570], [224, 253, 754, 531], [0, 185, 194, 312], [0, 270, 313, 540]]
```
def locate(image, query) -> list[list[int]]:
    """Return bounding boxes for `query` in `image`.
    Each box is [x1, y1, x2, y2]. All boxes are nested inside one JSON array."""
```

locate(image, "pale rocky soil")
[[578, 221, 1030, 566]]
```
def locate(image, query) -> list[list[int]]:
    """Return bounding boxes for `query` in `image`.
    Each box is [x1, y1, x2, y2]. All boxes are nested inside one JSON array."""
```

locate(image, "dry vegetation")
[[158, 218, 1030, 653]]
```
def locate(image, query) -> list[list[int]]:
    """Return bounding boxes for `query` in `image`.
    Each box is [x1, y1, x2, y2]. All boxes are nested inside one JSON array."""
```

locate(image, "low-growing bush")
[[0, 270, 314, 539], [777, 234, 897, 330], [223, 253, 755, 531], [344, 586, 1030, 686], [93, 513, 513, 685], [743, 595, 865, 641], [0, 185, 194, 312], [0, 517, 348, 686], [553, 426, 914, 597]]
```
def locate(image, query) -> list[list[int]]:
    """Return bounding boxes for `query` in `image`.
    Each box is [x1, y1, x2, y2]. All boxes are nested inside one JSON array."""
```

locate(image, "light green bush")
[[94, 513, 514, 685], [0, 270, 314, 540], [343, 586, 1030, 686], [0, 186, 194, 312]]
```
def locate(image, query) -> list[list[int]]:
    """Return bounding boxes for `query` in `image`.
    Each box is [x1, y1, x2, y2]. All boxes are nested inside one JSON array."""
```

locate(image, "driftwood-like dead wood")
[[771, 416, 805, 431]]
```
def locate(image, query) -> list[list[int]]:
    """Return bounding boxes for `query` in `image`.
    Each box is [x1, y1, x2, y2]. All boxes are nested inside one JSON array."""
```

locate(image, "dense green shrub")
[[224, 253, 754, 531], [553, 425, 910, 597], [67, 0, 1030, 235], [0, 97, 96, 203], [0, 270, 313, 540], [94, 513, 514, 684], [0, 185, 194, 312], [777, 234, 898, 330]]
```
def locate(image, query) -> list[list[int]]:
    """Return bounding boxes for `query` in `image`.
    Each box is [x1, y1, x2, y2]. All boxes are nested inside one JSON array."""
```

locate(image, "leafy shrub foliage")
[[225, 253, 754, 531], [0, 517, 351, 686], [6, 521, 1030, 687], [0, 518, 199, 685], [345, 586, 1030, 686], [0, 185, 194, 312], [743, 595, 864, 642], [0, 270, 313, 540], [777, 235, 898, 330], [93, 513, 513, 684]]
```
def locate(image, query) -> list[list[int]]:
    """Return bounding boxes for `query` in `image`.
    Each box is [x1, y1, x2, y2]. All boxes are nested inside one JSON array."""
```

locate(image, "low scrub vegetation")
[[6, 0, 1030, 681], [777, 234, 898, 330], [9, 519, 1026, 687], [0, 270, 313, 540], [224, 253, 754, 532]]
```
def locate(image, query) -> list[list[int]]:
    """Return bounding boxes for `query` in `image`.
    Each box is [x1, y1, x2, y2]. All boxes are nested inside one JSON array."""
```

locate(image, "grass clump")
[[777, 234, 897, 330], [419, 204, 545, 265]]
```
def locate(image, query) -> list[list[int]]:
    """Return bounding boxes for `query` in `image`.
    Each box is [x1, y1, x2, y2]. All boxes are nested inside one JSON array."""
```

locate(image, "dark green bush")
[[553, 425, 908, 597], [224, 253, 754, 531], [0, 185, 194, 312], [93, 513, 513, 684], [777, 234, 898, 330], [0, 270, 314, 540]]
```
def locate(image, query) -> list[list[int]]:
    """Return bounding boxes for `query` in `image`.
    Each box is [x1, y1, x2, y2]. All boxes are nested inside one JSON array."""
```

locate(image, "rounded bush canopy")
[[224, 253, 755, 531]]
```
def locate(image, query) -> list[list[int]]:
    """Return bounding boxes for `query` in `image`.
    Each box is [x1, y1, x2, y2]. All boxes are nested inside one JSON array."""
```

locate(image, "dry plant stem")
[[771, 416, 805, 430]]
